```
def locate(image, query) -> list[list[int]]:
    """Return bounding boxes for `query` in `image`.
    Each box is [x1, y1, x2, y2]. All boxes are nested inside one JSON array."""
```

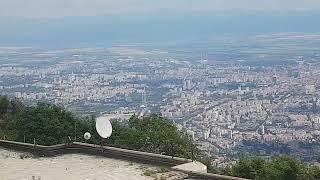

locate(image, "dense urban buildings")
[[1, 33, 320, 167]]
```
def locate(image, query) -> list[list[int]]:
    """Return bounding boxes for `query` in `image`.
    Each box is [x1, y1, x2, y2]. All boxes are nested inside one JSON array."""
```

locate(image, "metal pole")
[[101, 139, 104, 152], [190, 137, 194, 162], [33, 138, 36, 146], [171, 140, 174, 159], [24, 135, 26, 143], [74, 121, 76, 142], [191, 145, 194, 162]]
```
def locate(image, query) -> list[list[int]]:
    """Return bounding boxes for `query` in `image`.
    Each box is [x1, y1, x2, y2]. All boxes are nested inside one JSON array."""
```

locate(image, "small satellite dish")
[[96, 117, 112, 138], [84, 132, 91, 140]]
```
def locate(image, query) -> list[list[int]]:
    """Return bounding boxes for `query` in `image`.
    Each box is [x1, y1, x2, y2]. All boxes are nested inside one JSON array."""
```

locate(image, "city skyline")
[[1, 32, 320, 167]]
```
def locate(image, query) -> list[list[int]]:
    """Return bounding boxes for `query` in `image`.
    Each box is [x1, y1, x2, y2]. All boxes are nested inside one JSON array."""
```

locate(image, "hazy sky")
[[1, 0, 320, 18]]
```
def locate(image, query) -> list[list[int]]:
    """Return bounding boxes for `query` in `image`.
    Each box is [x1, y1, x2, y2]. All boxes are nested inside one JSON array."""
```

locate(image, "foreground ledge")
[[0, 140, 248, 180]]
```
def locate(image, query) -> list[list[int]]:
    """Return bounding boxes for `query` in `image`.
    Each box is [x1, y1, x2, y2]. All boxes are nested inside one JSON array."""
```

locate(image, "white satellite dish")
[[96, 116, 112, 139], [84, 132, 91, 140]]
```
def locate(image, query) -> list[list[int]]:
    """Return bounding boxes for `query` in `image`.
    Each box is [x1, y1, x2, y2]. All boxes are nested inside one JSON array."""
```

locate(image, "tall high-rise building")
[[261, 125, 265, 135], [306, 85, 315, 95], [237, 96, 242, 102], [141, 87, 147, 105], [272, 75, 277, 85], [238, 86, 242, 95]]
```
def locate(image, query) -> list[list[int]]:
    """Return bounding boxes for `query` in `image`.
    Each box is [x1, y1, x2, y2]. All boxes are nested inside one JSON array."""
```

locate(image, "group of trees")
[[1, 95, 320, 179], [0, 95, 214, 170], [0, 96, 96, 145], [224, 156, 320, 180], [0, 96, 211, 163], [0, 96, 197, 152], [111, 115, 197, 158]]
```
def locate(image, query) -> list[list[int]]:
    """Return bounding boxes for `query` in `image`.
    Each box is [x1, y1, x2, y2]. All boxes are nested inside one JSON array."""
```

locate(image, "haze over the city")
[[2, 0, 320, 18], [0, 0, 320, 47]]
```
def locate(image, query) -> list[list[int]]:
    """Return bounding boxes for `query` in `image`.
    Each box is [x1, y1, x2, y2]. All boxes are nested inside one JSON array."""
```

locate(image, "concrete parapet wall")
[[0, 140, 190, 166], [177, 170, 249, 180]]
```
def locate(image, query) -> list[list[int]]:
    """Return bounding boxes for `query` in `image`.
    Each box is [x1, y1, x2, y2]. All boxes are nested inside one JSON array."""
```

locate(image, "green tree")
[[9, 98, 25, 114], [0, 96, 9, 115], [6, 103, 78, 145], [226, 156, 320, 180]]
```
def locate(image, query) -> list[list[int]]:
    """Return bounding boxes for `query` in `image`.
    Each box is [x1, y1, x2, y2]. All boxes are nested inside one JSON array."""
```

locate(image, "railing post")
[[33, 138, 36, 154], [101, 139, 104, 152], [191, 145, 194, 162], [189, 137, 194, 162], [74, 121, 77, 142], [171, 140, 174, 159], [68, 136, 72, 145]]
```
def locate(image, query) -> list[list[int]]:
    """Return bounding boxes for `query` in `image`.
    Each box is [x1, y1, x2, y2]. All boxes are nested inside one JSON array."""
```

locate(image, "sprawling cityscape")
[[1, 33, 320, 167]]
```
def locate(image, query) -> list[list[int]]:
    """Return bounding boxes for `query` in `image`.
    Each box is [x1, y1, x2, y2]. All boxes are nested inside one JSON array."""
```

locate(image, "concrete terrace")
[[0, 140, 248, 180]]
